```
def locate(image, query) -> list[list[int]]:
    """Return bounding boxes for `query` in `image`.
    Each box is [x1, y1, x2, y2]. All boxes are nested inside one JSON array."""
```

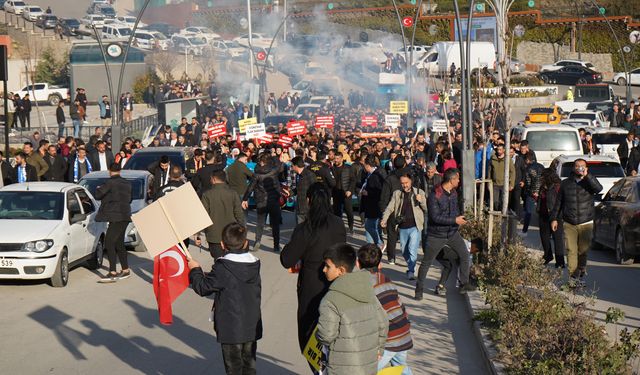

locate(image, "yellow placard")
[[238, 117, 257, 133], [303, 326, 323, 371], [389, 101, 408, 114], [378, 366, 406, 375]]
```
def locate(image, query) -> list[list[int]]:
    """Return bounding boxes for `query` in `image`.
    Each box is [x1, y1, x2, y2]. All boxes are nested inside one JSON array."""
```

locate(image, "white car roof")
[[80, 170, 151, 179], [516, 123, 578, 131], [584, 127, 629, 134], [554, 154, 619, 163], [0, 182, 81, 193], [569, 110, 601, 115]]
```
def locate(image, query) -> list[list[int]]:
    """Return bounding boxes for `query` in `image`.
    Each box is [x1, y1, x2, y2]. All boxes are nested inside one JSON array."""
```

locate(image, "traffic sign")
[[599, 7, 605, 15], [631, 30, 640, 45], [402, 17, 414, 28], [327, 3, 334, 10], [389, 100, 409, 114], [475, 3, 485, 12], [431, 119, 448, 133], [256, 51, 266, 61]]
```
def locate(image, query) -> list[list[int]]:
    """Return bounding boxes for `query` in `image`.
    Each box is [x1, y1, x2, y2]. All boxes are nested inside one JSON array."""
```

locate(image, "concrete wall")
[[516, 41, 613, 73], [70, 63, 149, 103]]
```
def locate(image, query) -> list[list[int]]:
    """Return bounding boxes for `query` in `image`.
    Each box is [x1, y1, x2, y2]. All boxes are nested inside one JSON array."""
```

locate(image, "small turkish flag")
[[153, 245, 190, 325]]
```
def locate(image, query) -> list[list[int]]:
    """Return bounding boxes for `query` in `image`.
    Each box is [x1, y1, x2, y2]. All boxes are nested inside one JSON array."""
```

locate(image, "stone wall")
[[516, 41, 613, 73]]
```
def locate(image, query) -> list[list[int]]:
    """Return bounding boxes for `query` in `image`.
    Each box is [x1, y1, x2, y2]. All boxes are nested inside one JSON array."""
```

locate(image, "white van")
[[134, 30, 169, 50], [101, 24, 131, 39], [510, 124, 584, 167], [414, 41, 496, 76]]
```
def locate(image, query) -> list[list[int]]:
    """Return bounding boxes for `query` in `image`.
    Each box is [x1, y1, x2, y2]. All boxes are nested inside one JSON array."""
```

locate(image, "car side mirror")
[[70, 212, 87, 224]]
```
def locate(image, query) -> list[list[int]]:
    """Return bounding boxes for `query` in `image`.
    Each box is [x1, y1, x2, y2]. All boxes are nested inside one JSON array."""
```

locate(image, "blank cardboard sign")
[[132, 183, 212, 259]]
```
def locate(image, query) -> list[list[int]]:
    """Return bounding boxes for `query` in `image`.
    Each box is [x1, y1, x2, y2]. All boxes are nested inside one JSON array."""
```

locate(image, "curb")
[[462, 289, 506, 375]]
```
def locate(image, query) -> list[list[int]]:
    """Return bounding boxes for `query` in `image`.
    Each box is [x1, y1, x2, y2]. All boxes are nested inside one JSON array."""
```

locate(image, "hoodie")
[[316, 270, 388, 375], [189, 252, 262, 344]]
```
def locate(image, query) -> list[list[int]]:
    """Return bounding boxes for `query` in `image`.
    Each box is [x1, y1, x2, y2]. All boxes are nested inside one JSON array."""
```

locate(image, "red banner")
[[361, 115, 377, 127], [314, 115, 334, 129], [287, 120, 307, 136], [207, 123, 227, 139], [277, 135, 293, 148], [256, 133, 274, 145], [358, 132, 396, 139]]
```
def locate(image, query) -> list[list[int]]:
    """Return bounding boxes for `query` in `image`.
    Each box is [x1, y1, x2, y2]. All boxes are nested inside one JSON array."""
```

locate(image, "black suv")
[[123, 147, 190, 172]]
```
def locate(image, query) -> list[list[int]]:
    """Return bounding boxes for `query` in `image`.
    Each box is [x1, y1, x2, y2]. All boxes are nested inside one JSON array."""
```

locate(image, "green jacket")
[[490, 153, 515, 190], [316, 270, 388, 375], [26, 151, 49, 180], [226, 160, 254, 198], [201, 183, 245, 243]]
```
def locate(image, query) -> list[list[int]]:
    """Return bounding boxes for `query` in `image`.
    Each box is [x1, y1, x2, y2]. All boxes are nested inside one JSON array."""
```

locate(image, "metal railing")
[[121, 113, 158, 140]]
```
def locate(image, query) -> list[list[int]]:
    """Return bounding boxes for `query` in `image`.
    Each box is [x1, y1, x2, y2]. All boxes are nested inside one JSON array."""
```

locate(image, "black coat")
[[0, 160, 12, 186], [242, 162, 282, 208], [43, 154, 67, 182], [56, 106, 65, 124], [361, 168, 385, 219], [95, 175, 132, 223], [280, 214, 346, 351], [332, 163, 356, 193], [627, 147, 640, 175], [191, 163, 225, 196], [189, 254, 262, 344], [294, 167, 317, 215], [147, 162, 172, 200], [89, 150, 115, 172], [11, 164, 38, 183], [551, 173, 603, 225], [308, 160, 336, 192]]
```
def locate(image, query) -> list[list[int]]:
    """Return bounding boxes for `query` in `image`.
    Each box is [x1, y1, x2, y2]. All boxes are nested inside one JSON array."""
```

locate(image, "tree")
[[149, 51, 179, 81], [33, 47, 70, 86], [132, 70, 161, 103]]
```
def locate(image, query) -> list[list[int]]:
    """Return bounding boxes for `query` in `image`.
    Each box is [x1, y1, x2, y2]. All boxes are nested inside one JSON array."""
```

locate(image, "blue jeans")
[[72, 119, 82, 139], [378, 350, 412, 375], [522, 196, 535, 233], [399, 227, 420, 273], [365, 218, 382, 246]]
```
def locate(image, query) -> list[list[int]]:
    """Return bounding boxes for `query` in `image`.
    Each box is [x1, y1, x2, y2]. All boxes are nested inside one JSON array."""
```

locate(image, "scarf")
[[73, 157, 92, 183], [18, 165, 26, 183]]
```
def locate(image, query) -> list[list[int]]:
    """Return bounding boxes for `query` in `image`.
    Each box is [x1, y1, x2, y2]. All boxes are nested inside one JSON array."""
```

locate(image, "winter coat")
[[427, 184, 460, 239], [523, 162, 545, 198], [226, 160, 254, 198], [294, 167, 317, 215], [551, 173, 603, 225], [489, 154, 516, 190], [189, 252, 263, 344], [26, 151, 49, 180], [242, 162, 282, 208], [95, 175, 132, 223], [382, 188, 427, 231], [201, 183, 245, 244], [360, 168, 385, 219], [280, 214, 346, 351], [43, 154, 68, 182], [316, 270, 388, 375], [332, 163, 356, 194], [308, 160, 336, 191]]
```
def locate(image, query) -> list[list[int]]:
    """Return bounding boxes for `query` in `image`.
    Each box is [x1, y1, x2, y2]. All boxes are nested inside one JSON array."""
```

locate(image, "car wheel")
[[617, 77, 627, 86], [615, 229, 634, 265], [50, 249, 69, 287], [577, 78, 587, 84], [86, 238, 104, 270], [48, 94, 61, 106]]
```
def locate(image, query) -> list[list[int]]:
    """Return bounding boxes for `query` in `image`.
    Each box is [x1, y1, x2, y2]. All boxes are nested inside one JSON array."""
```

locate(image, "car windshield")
[[123, 153, 186, 171], [0, 192, 64, 220], [152, 32, 167, 40], [200, 27, 214, 34], [65, 19, 80, 27], [530, 108, 554, 114], [189, 37, 206, 45], [14, 1, 26, 5], [79, 178, 145, 200], [293, 81, 310, 90], [560, 162, 625, 178], [526, 131, 581, 152], [94, 16, 104, 21], [593, 133, 627, 145], [118, 28, 132, 36], [29, 7, 41, 11], [569, 113, 595, 120], [227, 41, 241, 48]]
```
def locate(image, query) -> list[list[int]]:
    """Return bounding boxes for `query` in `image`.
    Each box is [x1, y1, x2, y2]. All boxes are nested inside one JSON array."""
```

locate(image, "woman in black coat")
[[537, 168, 565, 268], [280, 183, 346, 353]]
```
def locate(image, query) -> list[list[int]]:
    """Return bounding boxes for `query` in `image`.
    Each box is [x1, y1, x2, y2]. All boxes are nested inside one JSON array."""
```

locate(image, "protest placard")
[[385, 114, 401, 128], [207, 123, 226, 139], [245, 123, 267, 139], [361, 115, 377, 127], [287, 120, 307, 136], [238, 117, 257, 133], [314, 115, 335, 129], [431, 119, 448, 133], [389, 100, 408, 114]]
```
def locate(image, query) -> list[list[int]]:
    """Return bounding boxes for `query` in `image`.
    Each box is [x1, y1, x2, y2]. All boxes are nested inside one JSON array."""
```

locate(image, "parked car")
[[79, 171, 152, 252], [57, 18, 82, 36], [133, 30, 169, 50], [264, 112, 298, 127], [123, 146, 189, 172], [593, 176, 640, 264], [171, 34, 208, 56], [94, 4, 116, 19], [524, 105, 563, 124], [293, 103, 322, 119], [510, 124, 583, 167], [35, 14, 57, 29], [146, 22, 179, 37], [22, 5, 43, 21], [586, 127, 629, 161], [539, 66, 602, 85], [277, 54, 309, 82], [181, 26, 220, 43], [0, 183, 107, 287], [553, 154, 625, 203], [233, 32, 272, 48], [613, 68, 640, 86], [3, 0, 27, 14], [81, 14, 106, 28], [555, 83, 616, 113], [566, 110, 609, 128], [114, 15, 145, 29], [211, 39, 244, 59], [560, 118, 593, 129], [16, 83, 68, 106], [540, 59, 595, 73], [101, 24, 132, 39], [287, 34, 332, 55]]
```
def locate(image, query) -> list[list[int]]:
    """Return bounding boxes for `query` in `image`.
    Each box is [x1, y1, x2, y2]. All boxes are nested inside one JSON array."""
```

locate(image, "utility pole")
[[283, 0, 287, 42], [247, 0, 254, 81]]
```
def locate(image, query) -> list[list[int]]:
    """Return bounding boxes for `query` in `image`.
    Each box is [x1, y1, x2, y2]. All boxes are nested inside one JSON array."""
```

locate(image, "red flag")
[[153, 246, 190, 325]]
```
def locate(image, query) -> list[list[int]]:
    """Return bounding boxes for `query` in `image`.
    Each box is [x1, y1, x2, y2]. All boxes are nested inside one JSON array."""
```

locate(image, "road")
[[0, 211, 488, 375]]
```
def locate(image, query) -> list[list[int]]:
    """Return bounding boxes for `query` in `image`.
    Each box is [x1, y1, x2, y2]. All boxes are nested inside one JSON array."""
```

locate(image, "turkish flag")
[[153, 245, 190, 325]]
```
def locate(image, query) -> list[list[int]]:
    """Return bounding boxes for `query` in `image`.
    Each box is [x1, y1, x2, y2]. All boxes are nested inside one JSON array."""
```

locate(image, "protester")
[[332, 151, 356, 234], [379, 156, 409, 264], [43, 145, 67, 182], [0, 151, 12, 187], [95, 163, 132, 283], [188, 223, 262, 375], [90, 140, 115, 172], [23, 141, 49, 181], [360, 155, 386, 249], [280, 183, 346, 352], [538, 168, 565, 268], [68, 146, 93, 183], [11, 152, 38, 183], [316, 243, 388, 375], [226, 152, 254, 199]]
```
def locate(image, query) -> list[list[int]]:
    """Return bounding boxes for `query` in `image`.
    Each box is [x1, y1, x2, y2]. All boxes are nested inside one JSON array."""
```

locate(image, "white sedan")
[[0, 183, 107, 287], [613, 68, 640, 86], [22, 5, 43, 22], [182, 26, 220, 43], [234, 32, 272, 48]]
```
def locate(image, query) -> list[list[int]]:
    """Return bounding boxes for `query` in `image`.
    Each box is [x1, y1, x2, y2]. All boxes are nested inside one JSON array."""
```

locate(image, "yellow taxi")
[[524, 105, 563, 124]]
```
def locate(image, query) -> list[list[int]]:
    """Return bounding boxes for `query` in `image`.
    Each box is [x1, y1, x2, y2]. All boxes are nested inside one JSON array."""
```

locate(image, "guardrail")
[[121, 113, 158, 139]]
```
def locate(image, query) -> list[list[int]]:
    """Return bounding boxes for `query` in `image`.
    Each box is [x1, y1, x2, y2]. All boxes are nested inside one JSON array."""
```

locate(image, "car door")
[[631, 69, 640, 85], [76, 189, 99, 256], [65, 190, 89, 261], [596, 179, 622, 245], [622, 183, 640, 256]]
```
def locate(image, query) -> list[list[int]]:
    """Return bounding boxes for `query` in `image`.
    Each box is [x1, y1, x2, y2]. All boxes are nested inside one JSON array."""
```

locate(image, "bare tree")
[[194, 56, 217, 84], [149, 51, 179, 81]]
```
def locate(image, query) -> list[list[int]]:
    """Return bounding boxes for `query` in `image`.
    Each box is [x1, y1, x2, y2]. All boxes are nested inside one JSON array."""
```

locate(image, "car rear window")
[[123, 152, 186, 171], [592, 133, 627, 145], [525, 131, 581, 152], [560, 162, 625, 178], [569, 113, 595, 120], [530, 108, 554, 114], [80, 178, 146, 200]]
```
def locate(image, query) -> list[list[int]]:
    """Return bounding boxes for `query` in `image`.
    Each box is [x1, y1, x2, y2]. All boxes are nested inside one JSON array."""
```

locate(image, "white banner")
[[385, 114, 401, 128], [245, 123, 266, 139]]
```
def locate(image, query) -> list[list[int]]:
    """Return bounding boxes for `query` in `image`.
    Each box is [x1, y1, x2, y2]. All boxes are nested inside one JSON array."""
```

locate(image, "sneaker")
[[406, 271, 416, 281], [117, 270, 131, 280], [435, 284, 446, 296], [414, 288, 423, 301], [251, 241, 261, 252], [98, 273, 118, 283], [388, 260, 396, 265], [459, 284, 476, 294]]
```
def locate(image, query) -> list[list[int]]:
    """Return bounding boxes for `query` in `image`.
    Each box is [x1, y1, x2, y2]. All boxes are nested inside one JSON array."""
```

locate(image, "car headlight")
[[22, 240, 55, 253]]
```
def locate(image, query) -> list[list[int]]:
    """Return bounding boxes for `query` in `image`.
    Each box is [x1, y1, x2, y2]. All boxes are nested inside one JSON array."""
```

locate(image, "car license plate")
[[0, 259, 14, 267]]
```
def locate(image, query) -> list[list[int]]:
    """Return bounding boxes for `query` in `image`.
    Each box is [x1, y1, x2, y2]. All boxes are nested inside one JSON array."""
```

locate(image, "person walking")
[[242, 154, 283, 253], [56, 101, 66, 138], [361, 155, 386, 250], [538, 168, 565, 268], [70, 99, 82, 139], [379, 156, 409, 264], [201, 169, 245, 259], [23, 93, 32, 130], [23, 141, 49, 181], [68, 146, 93, 183], [290, 156, 317, 224], [489, 143, 515, 211], [122, 92, 134, 123], [551, 159, 602, 287], [226, 152, 254, 200], [521, 152, 544, 234], [414, 169, 474, 300], [96, 163, 133, 283], [332, 151, 356, 234], [280, 183, 347, 353], [381, 173, 427, 280]]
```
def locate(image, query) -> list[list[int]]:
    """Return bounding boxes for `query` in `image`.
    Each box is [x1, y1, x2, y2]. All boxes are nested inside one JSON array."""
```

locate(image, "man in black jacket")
[[617, 132, 636, 170], [291, 156, 317, 224], [332, 151, 356, 234], [551, 158, 602, 286], [95, 163, 132, 283], [56, 101, 66, 138], [148, 155, 173, 200], [379, 156, 410, 264], [191, 151, 225, 196], [361, 155, 386, 249], [23, 93, 32, 130], [627, 142, 640, 176], [185, 148, 204, 181], [11, 152, 38, 183], [0, 151, 13, 187], [308, 150, 336, 192], [509, 146, 526, 218], [43, 145, 68, 182], [89, 140, 115, 172]]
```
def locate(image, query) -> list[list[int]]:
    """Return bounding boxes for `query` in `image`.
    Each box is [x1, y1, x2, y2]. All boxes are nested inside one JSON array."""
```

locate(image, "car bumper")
[[0, 253, 59, 280]]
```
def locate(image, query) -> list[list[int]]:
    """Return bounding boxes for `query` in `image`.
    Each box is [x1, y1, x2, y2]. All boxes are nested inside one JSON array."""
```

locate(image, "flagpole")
[[158, 200, 193, 260]]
